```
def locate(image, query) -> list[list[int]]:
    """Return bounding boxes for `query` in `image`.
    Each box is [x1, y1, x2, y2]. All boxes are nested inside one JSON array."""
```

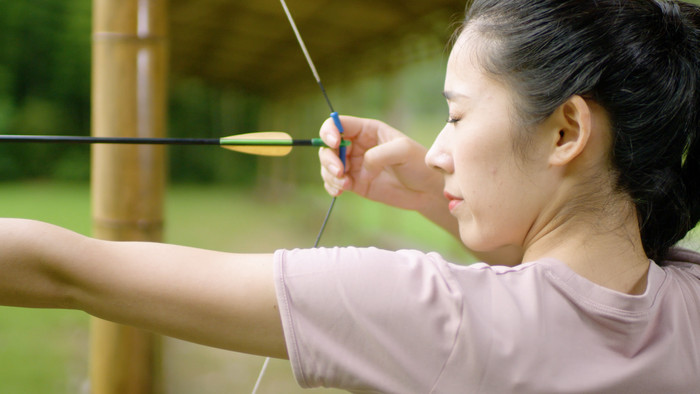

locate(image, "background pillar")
[[90, 0, 168, 392]]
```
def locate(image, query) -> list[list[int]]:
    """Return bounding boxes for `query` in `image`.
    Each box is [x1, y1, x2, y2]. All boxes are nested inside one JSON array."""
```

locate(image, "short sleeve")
[[274, 247, 464, 393]]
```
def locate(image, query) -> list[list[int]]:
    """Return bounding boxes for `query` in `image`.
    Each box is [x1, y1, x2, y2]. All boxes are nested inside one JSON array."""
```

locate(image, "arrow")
[[0, 131, 350, 157]]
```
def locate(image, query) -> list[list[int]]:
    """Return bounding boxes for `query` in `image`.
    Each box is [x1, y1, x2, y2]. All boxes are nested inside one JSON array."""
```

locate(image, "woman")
[[2, 0, 700, 392]]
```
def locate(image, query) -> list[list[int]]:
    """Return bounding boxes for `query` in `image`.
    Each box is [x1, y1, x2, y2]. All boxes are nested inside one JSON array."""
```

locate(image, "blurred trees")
[[0, 0, 263, 184], [0, 0, 91, 180]]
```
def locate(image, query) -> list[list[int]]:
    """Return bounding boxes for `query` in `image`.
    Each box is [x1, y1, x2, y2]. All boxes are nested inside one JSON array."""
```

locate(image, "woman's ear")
[[546, 95, 592, 167]]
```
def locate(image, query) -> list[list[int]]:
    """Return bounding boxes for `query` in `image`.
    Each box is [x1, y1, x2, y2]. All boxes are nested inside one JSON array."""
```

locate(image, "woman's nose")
[[425, 126, 454, 174]]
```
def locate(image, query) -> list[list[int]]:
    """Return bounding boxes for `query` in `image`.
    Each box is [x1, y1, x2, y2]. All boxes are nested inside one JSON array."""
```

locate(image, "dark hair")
[[461, 0, 700, 262]]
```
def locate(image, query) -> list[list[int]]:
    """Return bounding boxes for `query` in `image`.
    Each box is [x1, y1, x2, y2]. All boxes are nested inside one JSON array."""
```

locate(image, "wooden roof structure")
[[170, 0, 466, 93]]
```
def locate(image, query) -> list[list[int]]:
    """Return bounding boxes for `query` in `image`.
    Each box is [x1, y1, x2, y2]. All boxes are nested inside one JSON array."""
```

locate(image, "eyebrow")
[[442, 90, 468, 101]]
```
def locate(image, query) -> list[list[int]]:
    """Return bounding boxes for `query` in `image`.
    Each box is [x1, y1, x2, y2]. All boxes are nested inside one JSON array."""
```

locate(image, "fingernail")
[[327, 135, 339, 147]]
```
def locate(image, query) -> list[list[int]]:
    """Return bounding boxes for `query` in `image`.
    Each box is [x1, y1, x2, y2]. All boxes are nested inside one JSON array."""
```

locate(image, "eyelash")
[[446, 116, 461, 124]]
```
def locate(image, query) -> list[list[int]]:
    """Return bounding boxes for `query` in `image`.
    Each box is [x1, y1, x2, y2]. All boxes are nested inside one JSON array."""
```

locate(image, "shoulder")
[[274, 246, 564, 319], [275, 247, 556, 294], [275, 246, 562, 288], [663, 247, 700, 273], [660, 247, 700, 288], [274, 247, 465, 303], [274, 247, 456, 284], [273, 247, 470, 391], [449, 258, 561, 295]]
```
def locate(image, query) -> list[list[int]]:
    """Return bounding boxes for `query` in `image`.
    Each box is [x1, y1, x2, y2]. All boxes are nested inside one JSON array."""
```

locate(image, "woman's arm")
[[0, 218, 286, 359]]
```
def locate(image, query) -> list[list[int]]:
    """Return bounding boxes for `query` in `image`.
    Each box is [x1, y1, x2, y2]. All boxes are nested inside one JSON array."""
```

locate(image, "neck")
[[523, 196, 650, 295]]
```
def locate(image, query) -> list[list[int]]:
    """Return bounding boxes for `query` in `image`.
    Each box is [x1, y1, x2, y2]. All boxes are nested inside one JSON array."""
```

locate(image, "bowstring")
[[251, 1, 342, 392], [250, 199, 335, 393]]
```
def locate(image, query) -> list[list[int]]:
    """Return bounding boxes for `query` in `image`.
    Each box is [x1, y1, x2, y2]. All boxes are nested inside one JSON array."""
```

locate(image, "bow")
[[250, 1, 347, 392]]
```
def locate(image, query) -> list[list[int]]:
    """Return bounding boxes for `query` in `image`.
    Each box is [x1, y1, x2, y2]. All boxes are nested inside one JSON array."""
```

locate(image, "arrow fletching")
[[219, 132, 294, 156], [219, 132, 349, 156]]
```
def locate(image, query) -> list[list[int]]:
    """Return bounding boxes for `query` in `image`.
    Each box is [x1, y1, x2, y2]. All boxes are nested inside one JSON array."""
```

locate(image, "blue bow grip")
[[330, 112, 346, 169]]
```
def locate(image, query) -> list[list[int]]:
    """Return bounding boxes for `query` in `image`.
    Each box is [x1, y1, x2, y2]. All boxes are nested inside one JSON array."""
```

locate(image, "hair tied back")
[[654, 0, 687, 40], [655, 0, 682, 20]]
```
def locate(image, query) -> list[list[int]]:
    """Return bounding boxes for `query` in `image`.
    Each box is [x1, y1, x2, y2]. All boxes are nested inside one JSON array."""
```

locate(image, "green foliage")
[[168, 79, 263, 184], [0, 0, 90, 180], [0, 307, 88, 393]]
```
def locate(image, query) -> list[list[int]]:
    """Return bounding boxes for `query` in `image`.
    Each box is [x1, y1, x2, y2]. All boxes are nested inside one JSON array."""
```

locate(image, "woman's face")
[[426, 32, 555, 255]]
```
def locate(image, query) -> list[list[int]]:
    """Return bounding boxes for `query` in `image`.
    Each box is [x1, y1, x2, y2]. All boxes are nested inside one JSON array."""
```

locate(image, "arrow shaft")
[[0, 135, 347, 148], [0, 135, 220, 145]]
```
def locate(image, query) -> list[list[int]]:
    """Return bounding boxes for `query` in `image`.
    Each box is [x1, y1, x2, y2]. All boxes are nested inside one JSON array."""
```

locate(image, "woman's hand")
[[319, 115, 444, 213]]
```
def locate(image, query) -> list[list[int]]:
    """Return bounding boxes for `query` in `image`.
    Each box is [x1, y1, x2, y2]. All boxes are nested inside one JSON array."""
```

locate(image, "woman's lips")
[[444, 191, 463, 211]]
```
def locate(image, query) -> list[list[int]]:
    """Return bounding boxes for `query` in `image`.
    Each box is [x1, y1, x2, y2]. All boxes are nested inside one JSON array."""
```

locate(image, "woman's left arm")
[[0, 218, 286, 359]]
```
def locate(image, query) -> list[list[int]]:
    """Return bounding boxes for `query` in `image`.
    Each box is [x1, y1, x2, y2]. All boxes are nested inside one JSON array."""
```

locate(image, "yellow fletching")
[[219, 131, 293, 156], [221, 145, 293, 156]]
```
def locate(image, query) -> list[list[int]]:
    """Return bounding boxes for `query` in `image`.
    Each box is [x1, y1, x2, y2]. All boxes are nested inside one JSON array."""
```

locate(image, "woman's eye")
[[446, 116, 461, 124]]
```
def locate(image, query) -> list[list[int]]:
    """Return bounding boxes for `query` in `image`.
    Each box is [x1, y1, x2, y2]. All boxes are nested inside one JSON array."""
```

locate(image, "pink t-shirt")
[[274, 247, 700, 393]]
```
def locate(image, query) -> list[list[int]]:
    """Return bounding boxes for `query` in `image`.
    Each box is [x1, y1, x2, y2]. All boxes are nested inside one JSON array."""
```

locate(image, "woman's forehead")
[[448, 30, 479, 68], [446, 27, 498, 81], [445, 31, 505, 95]]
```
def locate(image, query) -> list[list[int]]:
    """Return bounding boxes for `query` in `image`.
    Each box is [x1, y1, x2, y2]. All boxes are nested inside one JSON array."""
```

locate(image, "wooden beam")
[[90, 0, 168, 392]]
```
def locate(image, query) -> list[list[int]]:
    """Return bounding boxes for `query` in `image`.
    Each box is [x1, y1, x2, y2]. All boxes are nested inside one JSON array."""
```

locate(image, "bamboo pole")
[[90, 0, 167, 392]]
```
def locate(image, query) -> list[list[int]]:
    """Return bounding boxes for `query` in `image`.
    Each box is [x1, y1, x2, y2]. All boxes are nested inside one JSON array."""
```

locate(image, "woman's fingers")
[[323, 180, 342, 197], [320, 147, 350, 196], [363, 137, 415, 176], [318, 115, 415, 199], [321, 166, 351, 197], [319, 115, 373, 148], [319, 146, 345, 178], [321, 162, 345, 188]]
